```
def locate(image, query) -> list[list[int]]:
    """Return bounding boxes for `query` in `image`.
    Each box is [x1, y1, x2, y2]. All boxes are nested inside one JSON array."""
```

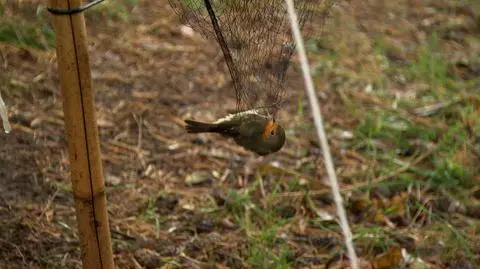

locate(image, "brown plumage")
[[185, 111, 285, 155]]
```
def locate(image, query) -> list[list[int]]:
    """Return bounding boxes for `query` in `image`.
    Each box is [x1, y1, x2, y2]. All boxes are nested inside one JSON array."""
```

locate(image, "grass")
[[303, 10, 478, 265], [299, 17, 478, 265], [0, 17, 55, 50], [344, 29, 476, 193], [410, 32, 452, 95], [415, 203, 478, 263], [0, 0, 138, 51], [354, 226, 398, 254], [140, 194, 168, 239], [246, 224, 292, 269], [223, 176, 298, 268], [86, 0, 138, 22]]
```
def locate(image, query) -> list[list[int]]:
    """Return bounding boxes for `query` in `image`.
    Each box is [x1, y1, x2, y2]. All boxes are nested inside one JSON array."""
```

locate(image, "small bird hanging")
[[169, 0, 336, 155]]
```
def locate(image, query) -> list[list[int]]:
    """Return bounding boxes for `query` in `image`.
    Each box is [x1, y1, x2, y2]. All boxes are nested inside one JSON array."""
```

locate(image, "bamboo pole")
[[48, 1, 114, 268]]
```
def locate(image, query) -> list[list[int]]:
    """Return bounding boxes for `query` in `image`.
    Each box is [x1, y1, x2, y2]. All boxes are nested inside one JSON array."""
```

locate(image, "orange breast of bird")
[[262, 120, 278, 140]]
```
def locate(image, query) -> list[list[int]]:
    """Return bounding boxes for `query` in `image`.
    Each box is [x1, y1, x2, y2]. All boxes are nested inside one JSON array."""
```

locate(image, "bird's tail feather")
[[184, 119, 219, 133]]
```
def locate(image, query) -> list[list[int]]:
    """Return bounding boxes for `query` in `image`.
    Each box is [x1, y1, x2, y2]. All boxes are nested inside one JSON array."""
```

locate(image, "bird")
[[184, 109, 285, 156]]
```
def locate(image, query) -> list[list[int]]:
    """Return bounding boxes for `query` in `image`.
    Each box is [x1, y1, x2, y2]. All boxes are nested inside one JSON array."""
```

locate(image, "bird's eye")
[[270, 130, 275, 136]]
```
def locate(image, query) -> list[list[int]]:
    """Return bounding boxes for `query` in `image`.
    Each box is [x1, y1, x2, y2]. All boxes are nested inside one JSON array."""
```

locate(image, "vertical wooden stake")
[[49, 0, 114, 268]]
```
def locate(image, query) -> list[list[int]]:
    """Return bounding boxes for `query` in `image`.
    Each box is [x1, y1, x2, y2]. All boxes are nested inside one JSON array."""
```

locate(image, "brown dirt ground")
[[1, 0, 479, 268]]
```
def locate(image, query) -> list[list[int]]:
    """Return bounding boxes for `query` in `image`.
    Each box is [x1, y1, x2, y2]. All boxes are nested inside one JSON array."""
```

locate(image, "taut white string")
[[284, 1, 359, 268]]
